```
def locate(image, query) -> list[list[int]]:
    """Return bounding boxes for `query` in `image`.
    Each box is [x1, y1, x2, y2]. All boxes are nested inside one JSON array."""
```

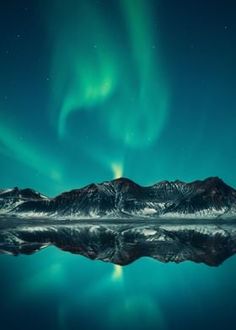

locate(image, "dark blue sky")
[[0, 0, 236, 196]]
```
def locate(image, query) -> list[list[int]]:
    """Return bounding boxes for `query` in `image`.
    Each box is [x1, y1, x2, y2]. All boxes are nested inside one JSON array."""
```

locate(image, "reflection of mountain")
[[0, 218, 236, 266], [1, 177, 236, 219]]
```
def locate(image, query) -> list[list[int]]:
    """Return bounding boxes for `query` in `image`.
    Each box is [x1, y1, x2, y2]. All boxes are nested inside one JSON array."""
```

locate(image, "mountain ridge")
[[0, 177, 236, 219], [1, 219, 236, 266]]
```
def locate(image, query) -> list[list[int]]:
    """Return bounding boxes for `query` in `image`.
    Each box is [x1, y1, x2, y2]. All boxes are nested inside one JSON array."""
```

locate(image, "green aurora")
[[0, 0, 236, 196], [50, 0, 169, 148]]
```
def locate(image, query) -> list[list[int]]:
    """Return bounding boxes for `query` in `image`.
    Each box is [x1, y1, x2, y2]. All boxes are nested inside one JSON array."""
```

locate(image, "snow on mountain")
[[0, 177, 236, 219]]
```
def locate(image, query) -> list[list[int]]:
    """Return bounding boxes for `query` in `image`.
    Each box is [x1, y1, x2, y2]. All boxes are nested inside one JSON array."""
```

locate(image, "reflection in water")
[[112, 265, 123, 281], [1, 218, 236, 266], [1, 247, 236, 330], [108, 294, 165, 330]]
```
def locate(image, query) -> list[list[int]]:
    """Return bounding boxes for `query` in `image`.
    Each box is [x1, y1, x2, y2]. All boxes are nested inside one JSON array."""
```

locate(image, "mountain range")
[[0, 218, 235, 266], [1, 177, 236, 219]]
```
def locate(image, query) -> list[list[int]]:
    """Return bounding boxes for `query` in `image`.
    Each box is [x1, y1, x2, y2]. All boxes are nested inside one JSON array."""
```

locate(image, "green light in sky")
[[49, 0, 169, 148], [0, 116, 63, 183], [111, 162, 123, 179]]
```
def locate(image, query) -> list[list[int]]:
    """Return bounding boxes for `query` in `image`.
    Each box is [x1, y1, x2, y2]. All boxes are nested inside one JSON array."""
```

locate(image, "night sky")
[[0, 0, 236, 196], [1, 2, 236, 330]]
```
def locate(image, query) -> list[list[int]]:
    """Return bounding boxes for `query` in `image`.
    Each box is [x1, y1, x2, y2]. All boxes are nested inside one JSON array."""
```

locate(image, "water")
[[0, 246, 236, 330]]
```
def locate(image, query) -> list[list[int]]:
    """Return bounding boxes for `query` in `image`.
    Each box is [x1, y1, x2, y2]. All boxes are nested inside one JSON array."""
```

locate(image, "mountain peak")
[[1, 177, 236, 219], [111, 177, 139, 187]]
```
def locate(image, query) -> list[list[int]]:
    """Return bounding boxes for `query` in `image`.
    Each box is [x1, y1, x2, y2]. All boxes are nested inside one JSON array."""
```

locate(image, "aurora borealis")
[[1, 0, 236, 196], [49, 0, 169, 147], [1, 1, 236, 329]]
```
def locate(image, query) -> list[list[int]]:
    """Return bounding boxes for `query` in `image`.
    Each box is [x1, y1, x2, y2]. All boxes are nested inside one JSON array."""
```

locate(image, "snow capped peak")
[[0, 177, 236, 219]]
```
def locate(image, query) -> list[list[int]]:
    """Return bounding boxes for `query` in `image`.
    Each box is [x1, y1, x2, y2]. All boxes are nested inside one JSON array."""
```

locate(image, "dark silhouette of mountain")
[[0, 217, 235, 266], [0, 177, 236, 219]]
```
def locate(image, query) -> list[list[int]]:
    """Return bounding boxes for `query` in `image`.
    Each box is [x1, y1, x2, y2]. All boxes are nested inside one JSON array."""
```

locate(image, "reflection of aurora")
[[49, 0, 169, 148], [14, 248, 167, 330], [5, 246, 236, 330]]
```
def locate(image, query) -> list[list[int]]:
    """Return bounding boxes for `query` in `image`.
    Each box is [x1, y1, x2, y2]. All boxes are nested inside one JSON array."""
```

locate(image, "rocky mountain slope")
[[0, 218, 235, 266], [0, 177, 236, 219]]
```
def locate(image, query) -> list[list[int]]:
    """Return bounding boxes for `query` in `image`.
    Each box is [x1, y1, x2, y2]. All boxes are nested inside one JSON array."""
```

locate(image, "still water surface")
[[0, 246, 236, 330]]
